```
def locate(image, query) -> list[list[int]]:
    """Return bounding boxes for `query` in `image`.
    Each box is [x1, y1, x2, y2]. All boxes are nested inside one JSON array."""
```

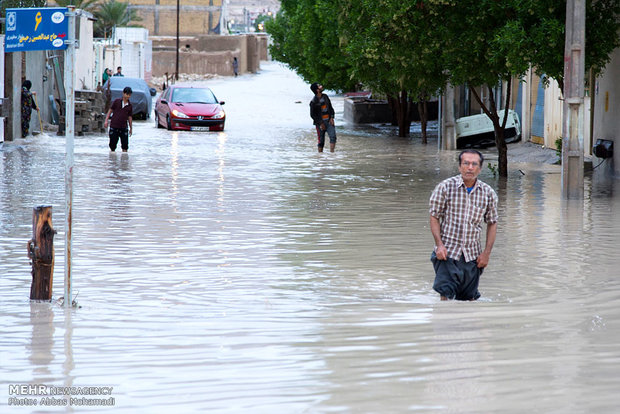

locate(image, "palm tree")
[[94, 0, 142, 38]]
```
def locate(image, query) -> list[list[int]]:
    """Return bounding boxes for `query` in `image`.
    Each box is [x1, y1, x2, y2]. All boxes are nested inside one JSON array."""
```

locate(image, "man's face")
[[318, 84, 324, 93], [459, 152, 482, 182], [122, 92, 132, 101]]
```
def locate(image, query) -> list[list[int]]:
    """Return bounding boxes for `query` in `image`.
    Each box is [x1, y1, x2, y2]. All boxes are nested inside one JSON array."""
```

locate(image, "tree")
[[1, 0, 45, 19], [507, 0, 620, 94], [436, 0, 620, 177], [94, 0, 142, 38], [432, 0, 532, 177], [338, 0, 447, 139], [266, 0, 357, 92]]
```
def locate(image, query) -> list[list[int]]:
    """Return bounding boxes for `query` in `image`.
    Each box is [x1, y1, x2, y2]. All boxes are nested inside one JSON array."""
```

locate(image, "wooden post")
[[27, 206, 57, 301]]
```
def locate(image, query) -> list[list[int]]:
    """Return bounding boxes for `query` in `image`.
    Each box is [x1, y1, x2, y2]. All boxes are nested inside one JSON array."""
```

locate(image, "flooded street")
[[2, 62, 620, 413]]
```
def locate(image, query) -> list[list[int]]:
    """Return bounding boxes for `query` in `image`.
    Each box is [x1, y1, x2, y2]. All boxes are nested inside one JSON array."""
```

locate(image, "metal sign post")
[[4, 7, 75, 305], [64, 6, 76, 307]]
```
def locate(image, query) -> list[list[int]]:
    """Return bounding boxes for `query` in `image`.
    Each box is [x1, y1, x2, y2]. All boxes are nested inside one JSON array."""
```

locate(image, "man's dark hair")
[[22, 80, 32, 90], [123, 86, 133, 95], [458, 149, 484, 166], [310, 82, 319, 94]]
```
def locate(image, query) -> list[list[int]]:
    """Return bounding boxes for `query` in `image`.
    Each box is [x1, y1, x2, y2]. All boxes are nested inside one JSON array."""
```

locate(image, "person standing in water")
[[429, 149, 498, 301], [309, 82, 336, 153]]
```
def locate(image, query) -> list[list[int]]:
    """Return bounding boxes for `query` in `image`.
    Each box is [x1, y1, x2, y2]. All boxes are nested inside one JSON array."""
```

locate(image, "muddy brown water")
[[2, 62, 620, 413]]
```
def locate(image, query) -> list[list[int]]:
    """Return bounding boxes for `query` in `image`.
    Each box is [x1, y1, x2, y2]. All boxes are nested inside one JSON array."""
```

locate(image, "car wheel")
[[166, 114, 172, 130], [155, 112, 163, 128]]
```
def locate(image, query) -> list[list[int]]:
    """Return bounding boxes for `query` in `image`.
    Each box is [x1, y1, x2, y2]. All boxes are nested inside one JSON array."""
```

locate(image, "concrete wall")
[[75, 11, 95, 90], [113, 27, 152, 80], [93, 41, 122, 88], [344, 98, 392, 124], [151, 34, 265, 77], [593, 47, 620, 174]]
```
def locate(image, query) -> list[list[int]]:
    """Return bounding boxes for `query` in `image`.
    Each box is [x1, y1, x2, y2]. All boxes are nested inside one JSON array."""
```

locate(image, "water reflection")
[[28, 303, 55, 377]]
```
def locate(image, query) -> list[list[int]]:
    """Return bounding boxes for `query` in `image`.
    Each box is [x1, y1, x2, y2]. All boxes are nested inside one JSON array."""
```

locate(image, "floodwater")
[[2, 62, 620, 413]]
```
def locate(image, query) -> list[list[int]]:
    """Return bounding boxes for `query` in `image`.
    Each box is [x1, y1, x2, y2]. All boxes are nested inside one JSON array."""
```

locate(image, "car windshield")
[[171, 88, 217, 104]]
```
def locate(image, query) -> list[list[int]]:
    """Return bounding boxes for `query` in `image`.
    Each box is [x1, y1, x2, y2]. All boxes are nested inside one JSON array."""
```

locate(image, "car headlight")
[[212, 110, 225, 120], [172, 109, 189, 118]]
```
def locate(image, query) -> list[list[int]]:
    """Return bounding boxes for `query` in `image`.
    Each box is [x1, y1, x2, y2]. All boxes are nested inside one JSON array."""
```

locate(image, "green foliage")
[[555, 137, 562, 162], [268, 0, 620, 147], [254, 14, 273, 32], [266, 0, 357, 92], [500, 0, 620, 92], [94, 0, 142, 38], [1, 0, 46, 22], [487, 163, 498, 178], [338, 0, 447, 98]]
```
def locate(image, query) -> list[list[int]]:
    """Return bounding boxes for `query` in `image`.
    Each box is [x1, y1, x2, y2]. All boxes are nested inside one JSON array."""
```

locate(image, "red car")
[[155, 85, 226, 131]]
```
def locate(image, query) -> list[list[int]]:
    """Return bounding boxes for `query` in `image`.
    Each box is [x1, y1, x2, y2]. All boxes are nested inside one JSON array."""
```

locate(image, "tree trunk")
[[418, 99, 428, 144], [469, 84, 511, 177], [494, 124, 508, 177], [28, 206, 57, 301], [387, 95, 398, 126]]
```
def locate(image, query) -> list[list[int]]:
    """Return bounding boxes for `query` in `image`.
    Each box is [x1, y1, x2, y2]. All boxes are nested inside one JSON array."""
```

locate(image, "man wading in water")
[[309, 82, 336, 153], [429, 149, 498, 300]]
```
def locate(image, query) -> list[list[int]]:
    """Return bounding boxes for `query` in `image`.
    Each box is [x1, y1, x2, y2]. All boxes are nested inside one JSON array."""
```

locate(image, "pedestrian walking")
[[21, 80, 39, 138], [429, 149, 498, 301], [104, 86, 133, 152], [232, 57, 239, 77], [309, 82, 336, 153], [113, 66, 124, 77]]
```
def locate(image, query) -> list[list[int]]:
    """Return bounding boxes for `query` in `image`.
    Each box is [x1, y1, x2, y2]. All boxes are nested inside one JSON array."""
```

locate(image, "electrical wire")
[[592, 157, 608, 170]]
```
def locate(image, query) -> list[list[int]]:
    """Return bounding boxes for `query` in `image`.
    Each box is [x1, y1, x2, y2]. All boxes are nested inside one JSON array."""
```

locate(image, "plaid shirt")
[[429, 175, 498, 262]]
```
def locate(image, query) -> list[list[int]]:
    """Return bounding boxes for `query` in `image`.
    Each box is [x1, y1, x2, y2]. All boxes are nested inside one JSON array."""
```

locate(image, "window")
[[171, 88, 217, 104]]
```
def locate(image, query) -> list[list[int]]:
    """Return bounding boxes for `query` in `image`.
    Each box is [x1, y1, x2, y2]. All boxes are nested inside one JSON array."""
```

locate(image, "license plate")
[[191, 126, 210, 131]]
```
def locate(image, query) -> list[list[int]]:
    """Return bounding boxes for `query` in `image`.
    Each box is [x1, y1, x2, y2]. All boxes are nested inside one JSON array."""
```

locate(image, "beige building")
[[130, 0, 224, 36], [128, 0, 280, 36]]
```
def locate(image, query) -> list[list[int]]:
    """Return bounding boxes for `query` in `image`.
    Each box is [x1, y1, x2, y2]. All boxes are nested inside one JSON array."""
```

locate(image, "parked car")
[[103, 77, 156, 120], [455, 109, 521, 149], [154, 85, 226, 131]]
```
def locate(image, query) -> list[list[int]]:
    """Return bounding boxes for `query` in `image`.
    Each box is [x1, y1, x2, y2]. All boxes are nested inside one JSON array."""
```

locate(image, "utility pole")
[[562, 0, 586, 199], [440, 84, 456, 150], [64, 6, 76, 307], [176, 0, 180, 80]]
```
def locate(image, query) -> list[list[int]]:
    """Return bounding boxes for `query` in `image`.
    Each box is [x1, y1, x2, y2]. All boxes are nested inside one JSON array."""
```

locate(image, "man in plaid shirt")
[[429, 149, 498, 300]]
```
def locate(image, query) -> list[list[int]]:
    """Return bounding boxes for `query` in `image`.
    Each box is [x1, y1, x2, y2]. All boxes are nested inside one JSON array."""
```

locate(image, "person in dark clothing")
[[104, 86, 133, 152], [113, 66, 124, 77], [21, 80, 39, 138], [309, 82, 336, 153], [232, 57, 239, 77]]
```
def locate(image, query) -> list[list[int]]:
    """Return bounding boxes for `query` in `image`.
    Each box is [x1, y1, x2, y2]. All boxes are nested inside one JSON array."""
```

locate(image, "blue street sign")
[[4, 7, 69, 52]]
